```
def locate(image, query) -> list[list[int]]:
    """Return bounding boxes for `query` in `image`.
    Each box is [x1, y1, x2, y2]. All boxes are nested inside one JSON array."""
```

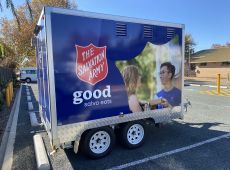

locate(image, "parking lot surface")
[[7, 84, 230, 169]]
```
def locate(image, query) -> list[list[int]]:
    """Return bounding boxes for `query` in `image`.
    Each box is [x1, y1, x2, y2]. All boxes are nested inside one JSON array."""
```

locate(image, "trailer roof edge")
[[44, 6, 184, 29]]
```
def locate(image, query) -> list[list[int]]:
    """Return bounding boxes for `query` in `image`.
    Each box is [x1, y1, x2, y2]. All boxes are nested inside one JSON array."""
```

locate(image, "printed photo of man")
[[155, 62, 181, 108]]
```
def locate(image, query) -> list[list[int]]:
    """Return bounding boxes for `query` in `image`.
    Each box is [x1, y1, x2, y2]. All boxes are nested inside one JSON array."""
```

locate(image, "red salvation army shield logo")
[[75, 44, 108, 85]]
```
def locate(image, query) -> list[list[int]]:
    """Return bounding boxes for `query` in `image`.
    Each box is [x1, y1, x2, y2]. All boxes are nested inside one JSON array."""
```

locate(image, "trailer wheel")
[[120, 121, 145, 149], [81, 127, 115, 159]]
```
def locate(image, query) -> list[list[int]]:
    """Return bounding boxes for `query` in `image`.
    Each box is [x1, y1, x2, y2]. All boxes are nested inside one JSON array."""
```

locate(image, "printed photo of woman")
[[123, 65, 142, 113], [123, 65, 164, 113]]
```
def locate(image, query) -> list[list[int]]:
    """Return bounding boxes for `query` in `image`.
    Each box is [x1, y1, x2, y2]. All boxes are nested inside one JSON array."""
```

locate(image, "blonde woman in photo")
[[123, 65, 142, 113]]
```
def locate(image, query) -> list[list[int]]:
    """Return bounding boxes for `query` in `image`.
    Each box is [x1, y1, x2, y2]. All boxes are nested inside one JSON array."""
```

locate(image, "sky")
[[0, 0, 230, 52]]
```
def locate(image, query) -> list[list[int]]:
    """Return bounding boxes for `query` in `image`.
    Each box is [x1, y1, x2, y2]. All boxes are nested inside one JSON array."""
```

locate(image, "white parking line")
[[203, 85, 228, 89], [108, 133, 230, 170], [28, 102, 34, 110], [29, 112, 40, 126], [189, 84, 201, 87], [27, 96, 31, 101], [185, 88, 196, 91]]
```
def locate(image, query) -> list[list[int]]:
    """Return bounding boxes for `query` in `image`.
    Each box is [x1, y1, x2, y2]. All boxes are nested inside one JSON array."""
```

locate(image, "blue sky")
[[1, 0, 230, 51]]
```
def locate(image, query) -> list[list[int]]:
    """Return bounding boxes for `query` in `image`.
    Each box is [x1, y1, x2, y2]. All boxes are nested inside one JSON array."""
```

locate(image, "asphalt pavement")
[[45, 85, 230, 170], [11, 84, 42, 169], [2, 83, 230, 170]]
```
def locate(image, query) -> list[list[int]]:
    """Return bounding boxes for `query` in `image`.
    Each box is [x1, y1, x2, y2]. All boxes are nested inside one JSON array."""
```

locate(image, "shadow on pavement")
[[52, 120, 229, 170], [184, 79, 214, 86]]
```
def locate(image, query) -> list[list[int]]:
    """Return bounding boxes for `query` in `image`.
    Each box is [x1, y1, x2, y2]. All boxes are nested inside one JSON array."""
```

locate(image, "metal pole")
[[188, 46, 191, 76]]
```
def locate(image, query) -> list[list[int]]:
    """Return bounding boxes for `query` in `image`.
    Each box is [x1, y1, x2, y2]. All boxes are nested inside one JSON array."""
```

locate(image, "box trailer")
[[34, 7, 185, 158]]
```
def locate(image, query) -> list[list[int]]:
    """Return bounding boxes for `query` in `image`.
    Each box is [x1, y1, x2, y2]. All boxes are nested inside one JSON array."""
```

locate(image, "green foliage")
[[0, 43, 4, 59], [185, 34, 196, 60], [0, 0, 77, 68], [0, 79, 7, 89], [116, 42, 156, 101], [172, 35, 179, 45]]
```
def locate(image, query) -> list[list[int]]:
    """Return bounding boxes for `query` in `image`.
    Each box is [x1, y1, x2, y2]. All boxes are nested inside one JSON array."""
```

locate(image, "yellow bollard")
[[10, 81, 13, 101], [8, 82, 12, 103], [6, 85, 10, 107], [217, 74, 220, 95], [12, 82, 14, 100]]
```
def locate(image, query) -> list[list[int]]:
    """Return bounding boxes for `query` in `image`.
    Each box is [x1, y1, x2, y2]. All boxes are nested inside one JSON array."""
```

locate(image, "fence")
[[0, 67, 14, 80], [0, 67, 14, 89], [0, 67, 15, 108]]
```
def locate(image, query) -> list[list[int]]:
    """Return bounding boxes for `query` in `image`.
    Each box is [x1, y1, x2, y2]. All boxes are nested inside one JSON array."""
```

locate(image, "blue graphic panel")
[[37, 17, 51, 123], [50, 13, 182, 125]]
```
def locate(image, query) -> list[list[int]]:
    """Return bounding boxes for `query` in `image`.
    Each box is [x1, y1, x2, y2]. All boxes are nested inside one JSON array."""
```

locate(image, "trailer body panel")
[[35, 7, 184, 148]]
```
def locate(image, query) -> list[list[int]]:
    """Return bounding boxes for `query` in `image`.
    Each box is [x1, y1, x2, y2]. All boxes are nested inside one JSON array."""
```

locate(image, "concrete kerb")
[[27, 95, 31, 101], [28, 102, 34, 110], [33, 134, 50, 170], [0, 86, 22, 170]]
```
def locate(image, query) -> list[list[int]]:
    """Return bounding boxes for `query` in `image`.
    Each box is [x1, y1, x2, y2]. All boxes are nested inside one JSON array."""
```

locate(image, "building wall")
[[195, 62, 230, 79]]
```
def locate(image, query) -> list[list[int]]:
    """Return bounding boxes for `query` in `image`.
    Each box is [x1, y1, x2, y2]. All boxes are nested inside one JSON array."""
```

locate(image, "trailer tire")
[[119, 121, 145, 149], [81, 127, 115, 159]]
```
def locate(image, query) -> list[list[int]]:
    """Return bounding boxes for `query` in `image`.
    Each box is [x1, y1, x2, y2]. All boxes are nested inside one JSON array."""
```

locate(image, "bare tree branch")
[[25, 0, 33, 21], [0, 2, 3, 12]]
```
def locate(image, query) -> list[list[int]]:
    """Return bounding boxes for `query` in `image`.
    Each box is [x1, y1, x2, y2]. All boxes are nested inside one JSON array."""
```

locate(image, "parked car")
[[19, 67, 37, 83]]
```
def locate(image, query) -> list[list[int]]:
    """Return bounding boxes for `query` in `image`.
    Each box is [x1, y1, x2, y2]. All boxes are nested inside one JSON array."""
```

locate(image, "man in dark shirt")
[[155, 62, 181, 108]]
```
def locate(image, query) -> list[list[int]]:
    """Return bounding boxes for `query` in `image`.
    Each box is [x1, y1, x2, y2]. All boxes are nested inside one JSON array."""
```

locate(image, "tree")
[[31, 0, 76, 19], [0, 0, 77, 67], [184, 34, 196, 76], [185, 34, 196, 61], [0, 39, 16, 67], [0, 0, 33, 28]]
